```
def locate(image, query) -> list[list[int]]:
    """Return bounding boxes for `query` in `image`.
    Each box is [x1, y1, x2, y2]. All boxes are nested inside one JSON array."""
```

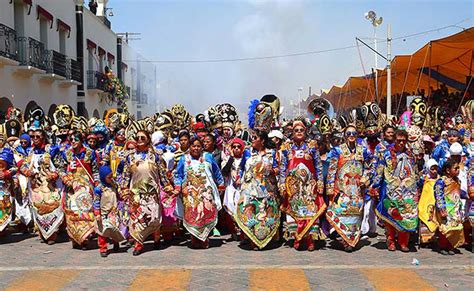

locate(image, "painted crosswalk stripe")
[[5, 270, 80, 291], [128, 269, 191, 290], [359, 268, 435, 291], [249, 268, 310, 291]]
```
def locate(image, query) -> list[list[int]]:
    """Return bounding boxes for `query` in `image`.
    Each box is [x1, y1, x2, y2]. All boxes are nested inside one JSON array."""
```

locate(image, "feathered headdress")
[[248, 99, 259, 129]]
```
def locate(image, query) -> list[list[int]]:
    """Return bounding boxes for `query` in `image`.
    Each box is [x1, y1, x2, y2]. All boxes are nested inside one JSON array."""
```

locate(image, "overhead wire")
[[123, 21, 470, 64]]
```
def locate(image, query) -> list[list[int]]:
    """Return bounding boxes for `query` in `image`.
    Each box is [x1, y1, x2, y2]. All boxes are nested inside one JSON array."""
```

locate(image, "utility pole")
[[386, 24, 392, 117], [117, 32, 141, 43]]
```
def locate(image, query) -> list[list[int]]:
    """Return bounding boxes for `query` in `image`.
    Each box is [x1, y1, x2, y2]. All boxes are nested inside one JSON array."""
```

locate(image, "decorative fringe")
[[248, 99, 259, 129]]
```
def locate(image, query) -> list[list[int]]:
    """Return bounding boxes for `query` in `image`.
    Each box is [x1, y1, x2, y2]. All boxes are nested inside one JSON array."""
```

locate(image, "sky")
[[110, 0, 473, 116]]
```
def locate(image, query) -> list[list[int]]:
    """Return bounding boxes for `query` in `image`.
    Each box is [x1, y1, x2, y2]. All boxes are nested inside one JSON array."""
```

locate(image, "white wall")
[[0, 0, 78, 112], [82, 7, 117, 118], [0, 0, 155, 119], [0, 1, 14, 29]]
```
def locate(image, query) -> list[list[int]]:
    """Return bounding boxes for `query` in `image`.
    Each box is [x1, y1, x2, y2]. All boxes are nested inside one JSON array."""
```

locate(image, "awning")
[[37, 5, 53, 28], [56, 19, 71, 38]]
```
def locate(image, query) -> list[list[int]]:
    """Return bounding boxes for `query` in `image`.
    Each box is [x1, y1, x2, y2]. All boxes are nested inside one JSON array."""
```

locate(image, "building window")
[[99, 55, 104, 72], [13, 1, 25, 37], [59, 30, 66, 55], [39, 18, 48, 47], [87, 48, 95, 71]]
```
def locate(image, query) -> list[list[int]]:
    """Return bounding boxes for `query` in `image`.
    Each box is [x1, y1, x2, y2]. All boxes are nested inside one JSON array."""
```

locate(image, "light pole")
[[365, 11, 383, 99], [298, 87, 303, 116]]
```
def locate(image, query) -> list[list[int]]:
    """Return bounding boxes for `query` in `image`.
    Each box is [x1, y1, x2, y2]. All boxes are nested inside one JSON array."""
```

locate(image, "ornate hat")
[[125, 120, 144, 141], [155, 111, 174, 131], [53, 104, 75, 129], [317, 113, 332, 135], [410, 97, 427, 127], [24, 104, 45, 131], [249, 95, 281, 131], [206, 105, 222, 130], [5, 119, 21, 138], [171, 104, 191, 130], [308, 98, 331, 117], [219, 103, 238, 129], [360, 102, 381, 135], [6, 106, 23, 122]]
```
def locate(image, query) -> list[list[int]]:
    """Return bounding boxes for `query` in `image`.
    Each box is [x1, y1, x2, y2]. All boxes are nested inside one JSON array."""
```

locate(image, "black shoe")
[[113, 243, 120, 252], [439, 249, 449, 255], [132, 249, 142, 256], [100, 252, 108, 258], [154, 241, 161, 250]]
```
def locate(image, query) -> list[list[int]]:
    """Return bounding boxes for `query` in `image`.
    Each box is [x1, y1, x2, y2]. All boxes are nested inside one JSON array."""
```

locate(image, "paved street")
[[0, 230, 472, 290]]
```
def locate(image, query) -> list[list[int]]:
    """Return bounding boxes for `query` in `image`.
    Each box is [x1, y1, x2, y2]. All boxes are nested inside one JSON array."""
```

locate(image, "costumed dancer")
[[174, 136, 225, 249], [103, 126, 130, 240], [94, 165, 125, 257], [152, 130, 179, 245], [326, 125, 373, 252], [221, 138, 246, 241], [120, 130, 172, 256], [417, 159, 440, 245], [434, 160, 465, 255], [20, 129, 64, 244], [0, 146, 16, 236], [371, 129, 420, 252], [61, 131, 99, 249], [279, 120, 326, 251], [13, 133, 33, 231], [235, 130, 280, 250]]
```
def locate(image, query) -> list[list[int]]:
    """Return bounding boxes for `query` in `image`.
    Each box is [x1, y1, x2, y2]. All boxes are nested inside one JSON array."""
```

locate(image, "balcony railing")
[[44, 50, 67, 77], [0, 23, 18, 61], [131, 89, 138, 101], [87, 70, 106, 91], [125, 86, 131, 97], [141, 93, 148, 105], [17, 37, 46, 70], [69, 59, 82, 82]]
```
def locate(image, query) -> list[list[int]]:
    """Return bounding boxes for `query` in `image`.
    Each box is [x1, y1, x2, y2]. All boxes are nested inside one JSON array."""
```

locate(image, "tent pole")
[[428, 42, 432, 98]]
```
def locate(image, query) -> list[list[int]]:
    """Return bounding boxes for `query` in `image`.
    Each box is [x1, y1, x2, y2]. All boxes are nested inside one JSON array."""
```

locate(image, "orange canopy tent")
[[331, 27, 474, 111]]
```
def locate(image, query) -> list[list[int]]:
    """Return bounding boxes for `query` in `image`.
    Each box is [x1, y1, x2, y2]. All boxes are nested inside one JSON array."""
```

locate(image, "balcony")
[[131, 89, 138, 102], [59, 58, 82, 87], [87, 70, 107, 92], [0, 23, 18, 65], [125, 86, 131, 97], [17, 37, 46, 74], [41, 50, 67, 80], [141, 93, 148, 105]]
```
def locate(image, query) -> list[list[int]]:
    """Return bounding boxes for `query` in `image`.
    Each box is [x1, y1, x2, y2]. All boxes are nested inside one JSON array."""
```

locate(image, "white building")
[[0, 0, 155, 120]]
